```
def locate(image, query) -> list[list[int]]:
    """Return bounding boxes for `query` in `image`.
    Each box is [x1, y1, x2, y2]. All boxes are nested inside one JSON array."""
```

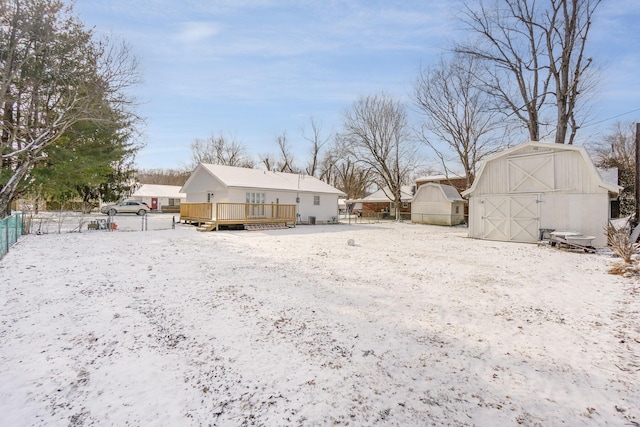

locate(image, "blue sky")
[[72, 0, 640, 171]]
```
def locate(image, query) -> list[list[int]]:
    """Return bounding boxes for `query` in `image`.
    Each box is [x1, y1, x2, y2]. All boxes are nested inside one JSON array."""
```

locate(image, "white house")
[[462, 141, 621, 246], [180, 164, 345, 224], [411, 183, 466, 226], [130, 184, 186, 212]]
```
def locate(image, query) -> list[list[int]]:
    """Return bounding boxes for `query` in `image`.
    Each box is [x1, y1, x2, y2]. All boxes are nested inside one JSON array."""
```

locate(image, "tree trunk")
[[0, 158, 32, 217]]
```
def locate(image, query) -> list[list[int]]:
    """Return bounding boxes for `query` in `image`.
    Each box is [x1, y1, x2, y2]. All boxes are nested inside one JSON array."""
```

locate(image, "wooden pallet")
[[549, 236, 596, 253]]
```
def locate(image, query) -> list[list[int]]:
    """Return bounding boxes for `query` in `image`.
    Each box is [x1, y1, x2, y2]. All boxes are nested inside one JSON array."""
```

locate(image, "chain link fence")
[[1, 212, 25, 259], [339, 212, 468, 226], [22, 211, 180, 235]]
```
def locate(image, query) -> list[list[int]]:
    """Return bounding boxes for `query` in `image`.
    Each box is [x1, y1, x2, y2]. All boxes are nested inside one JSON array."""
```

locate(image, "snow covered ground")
[[1, 216, 638, 426]]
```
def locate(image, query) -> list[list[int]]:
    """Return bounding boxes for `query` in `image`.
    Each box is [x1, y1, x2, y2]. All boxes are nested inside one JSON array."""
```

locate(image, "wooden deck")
[[180, 202, 297, 231]]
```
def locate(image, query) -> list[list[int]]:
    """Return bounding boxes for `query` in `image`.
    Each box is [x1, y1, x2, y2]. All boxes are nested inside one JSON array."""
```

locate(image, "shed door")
[[481, 195, 540, 243], [509, 195, 539, 242], [481, 196, 509, 241]]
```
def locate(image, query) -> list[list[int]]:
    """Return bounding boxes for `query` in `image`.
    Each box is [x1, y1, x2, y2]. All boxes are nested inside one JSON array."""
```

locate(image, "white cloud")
[[174, 21, 222, 43]]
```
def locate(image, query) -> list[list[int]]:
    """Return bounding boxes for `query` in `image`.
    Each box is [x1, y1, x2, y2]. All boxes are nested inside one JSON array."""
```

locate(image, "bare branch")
[[456, 0, 601, 144], [340, 93, 419, 219], [413, 53, 507, 189]]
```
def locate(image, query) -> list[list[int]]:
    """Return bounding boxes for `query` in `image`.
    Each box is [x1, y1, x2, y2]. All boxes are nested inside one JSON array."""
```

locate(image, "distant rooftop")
[[415, 173, 466, 182]]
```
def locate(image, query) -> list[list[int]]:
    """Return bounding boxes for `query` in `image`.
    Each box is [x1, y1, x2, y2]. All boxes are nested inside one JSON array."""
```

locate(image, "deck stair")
[[196, 221, 217, 232], [244, 223, 289, 231]]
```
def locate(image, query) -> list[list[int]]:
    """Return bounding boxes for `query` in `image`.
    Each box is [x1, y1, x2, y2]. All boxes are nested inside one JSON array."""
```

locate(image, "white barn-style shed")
[[411, 183, 466, 226], [180, 164, 345, 224], [461, 141, 620, 246]]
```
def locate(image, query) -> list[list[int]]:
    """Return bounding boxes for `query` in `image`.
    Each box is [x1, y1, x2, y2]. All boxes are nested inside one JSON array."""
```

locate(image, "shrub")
[[606, 220, 636, 264]]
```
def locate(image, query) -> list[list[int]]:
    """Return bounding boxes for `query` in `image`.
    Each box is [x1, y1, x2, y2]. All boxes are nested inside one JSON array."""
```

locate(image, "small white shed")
[[462, 141, 620, 246], [411, 183, 466, 226]]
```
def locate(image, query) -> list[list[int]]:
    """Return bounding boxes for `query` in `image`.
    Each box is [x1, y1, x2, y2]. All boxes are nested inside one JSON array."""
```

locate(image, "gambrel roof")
[[462, 141, 621, 197], [181, 164, 345, 195], [411, 183, 464, 202]]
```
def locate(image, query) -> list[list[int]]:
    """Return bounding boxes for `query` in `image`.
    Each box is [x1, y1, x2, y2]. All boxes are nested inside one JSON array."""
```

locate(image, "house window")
[[402, 202, 408, 208], [246, 192, 265, 217], [246, 192, 265, 204], [314, 195, 320, 205], [168, 198, 175, 206]]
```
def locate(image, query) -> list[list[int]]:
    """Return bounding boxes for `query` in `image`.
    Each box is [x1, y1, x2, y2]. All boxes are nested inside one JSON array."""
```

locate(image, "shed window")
[[314, 195, 320, 205]]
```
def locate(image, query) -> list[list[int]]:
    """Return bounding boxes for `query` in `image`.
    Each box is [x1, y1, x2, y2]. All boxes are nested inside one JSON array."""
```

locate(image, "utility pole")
[[635, 123, 640, 227]]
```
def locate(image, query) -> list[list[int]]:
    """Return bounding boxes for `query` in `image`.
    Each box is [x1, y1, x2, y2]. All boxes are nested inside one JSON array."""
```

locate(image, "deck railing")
[[180, 203, 212, 223], [180, 202, 297, 228], [216, 203, 297, 225]]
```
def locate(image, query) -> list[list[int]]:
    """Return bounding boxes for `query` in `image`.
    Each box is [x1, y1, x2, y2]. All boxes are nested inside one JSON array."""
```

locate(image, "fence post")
[[4, 217, 8, 255]]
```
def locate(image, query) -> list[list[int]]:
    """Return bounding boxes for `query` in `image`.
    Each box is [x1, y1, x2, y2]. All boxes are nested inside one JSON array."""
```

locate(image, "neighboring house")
[[411, 183, 466, 226], [598, 167, 621, 218], [349, 185, 415, 217], [130, 184, 186, 212], [462, 141, 621, 246], [180, 164, 345, 224]]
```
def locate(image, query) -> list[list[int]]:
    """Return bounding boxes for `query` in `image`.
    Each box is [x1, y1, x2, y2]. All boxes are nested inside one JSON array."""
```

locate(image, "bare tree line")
[[141, 0, 605, 206]]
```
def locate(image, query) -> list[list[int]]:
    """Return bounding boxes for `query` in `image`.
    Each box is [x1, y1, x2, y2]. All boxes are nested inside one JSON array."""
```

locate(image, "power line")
[[582, 107, 640, 128]]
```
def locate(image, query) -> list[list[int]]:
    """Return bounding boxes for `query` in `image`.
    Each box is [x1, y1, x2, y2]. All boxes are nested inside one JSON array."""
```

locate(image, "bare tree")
[[333, 156, 373, 200], [315, 140, 373, 199], [414, 53, 505, 189], [137, 168, 191, 186], [588, 121, 635, 216], [259, 153, 275, 172], [456, 0, 601, 145], [259, 132, 298, 173], [275, 132, 298, 173], [0, 0, 140, 215], [301, 117, 332, 178], [188, 132, 254, 169], [340, 93, 418, 220]]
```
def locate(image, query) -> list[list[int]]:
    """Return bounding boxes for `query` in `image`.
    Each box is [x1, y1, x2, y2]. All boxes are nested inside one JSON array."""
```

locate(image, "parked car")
[[100, 200, 150, 216]]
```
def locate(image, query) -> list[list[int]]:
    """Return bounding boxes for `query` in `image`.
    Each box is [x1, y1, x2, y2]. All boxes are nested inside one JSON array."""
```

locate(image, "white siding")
[[540, 193, 610, 246], [184, 173, 227, 203], [411, 184, 465, 226], [466, 143, 615, 246], [227, 188, 339, 223]]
